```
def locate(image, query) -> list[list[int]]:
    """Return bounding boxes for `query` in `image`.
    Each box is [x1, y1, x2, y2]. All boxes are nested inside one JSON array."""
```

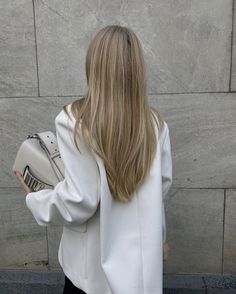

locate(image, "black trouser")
[[63, 275, 87, 294]]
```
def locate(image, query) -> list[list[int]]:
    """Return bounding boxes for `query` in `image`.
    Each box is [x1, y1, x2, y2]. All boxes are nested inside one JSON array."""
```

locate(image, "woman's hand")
[[14, 170, 34, 194], [163, 241, 169, 261]]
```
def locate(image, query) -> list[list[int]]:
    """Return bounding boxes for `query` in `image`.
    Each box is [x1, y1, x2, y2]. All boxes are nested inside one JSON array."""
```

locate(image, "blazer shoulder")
[[54, 103, 77, 132], [160, 120, 170, 148], [55, 102, 73, 121], [54, 103, 98, 162]]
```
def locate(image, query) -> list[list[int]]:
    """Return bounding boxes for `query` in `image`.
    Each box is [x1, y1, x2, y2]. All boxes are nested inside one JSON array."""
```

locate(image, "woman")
[[14, 25, 172, 294]]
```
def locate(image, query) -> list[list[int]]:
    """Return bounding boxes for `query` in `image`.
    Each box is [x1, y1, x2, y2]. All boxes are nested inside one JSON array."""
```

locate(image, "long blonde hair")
[[63, 25, 164, 202]]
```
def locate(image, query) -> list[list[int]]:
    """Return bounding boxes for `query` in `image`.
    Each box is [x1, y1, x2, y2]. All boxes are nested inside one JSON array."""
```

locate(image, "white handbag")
[[12, 131, 65, 192]]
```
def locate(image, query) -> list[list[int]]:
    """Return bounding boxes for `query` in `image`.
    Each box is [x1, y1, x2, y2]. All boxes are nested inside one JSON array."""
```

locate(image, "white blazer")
[[25, 103, 173, 294]]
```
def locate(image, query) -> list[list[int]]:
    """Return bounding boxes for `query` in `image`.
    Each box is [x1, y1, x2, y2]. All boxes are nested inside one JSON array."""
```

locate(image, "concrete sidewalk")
[[0, 270, 235, 293]]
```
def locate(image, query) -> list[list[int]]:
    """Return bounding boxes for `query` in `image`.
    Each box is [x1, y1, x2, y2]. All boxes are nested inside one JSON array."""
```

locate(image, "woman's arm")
[[25, 105, 100, 227]]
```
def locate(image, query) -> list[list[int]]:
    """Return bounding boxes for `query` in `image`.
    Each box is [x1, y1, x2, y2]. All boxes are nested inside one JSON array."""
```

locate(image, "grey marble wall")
[[1, 0, 235, 275]]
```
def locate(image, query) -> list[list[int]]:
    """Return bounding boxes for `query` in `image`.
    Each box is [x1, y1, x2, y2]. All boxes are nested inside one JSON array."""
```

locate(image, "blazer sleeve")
[[161, 121, 173, 243], [25, 106, 100, 227]]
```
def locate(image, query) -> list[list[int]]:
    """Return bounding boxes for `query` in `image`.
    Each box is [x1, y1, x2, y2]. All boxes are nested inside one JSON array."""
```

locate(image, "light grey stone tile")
[[231, 0, 236, 91], [47, 225, 63, 270], [223, 189, 236, 274], [34, 0, 232, 96], [163, 188, 224, 274], [3, 96, 75, 187], [150, 92, 236, 188], [0, 188, 48, 269], [34, 0, 89, 97], [0, 0, 38, 97]]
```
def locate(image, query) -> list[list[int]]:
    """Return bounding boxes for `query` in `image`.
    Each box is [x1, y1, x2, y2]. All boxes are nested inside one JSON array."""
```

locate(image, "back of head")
[[66, 25, 164, 202]]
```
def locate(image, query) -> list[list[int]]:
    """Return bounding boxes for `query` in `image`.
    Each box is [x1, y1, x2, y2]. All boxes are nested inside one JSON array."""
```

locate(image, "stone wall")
[[1, 0, 235, 275]]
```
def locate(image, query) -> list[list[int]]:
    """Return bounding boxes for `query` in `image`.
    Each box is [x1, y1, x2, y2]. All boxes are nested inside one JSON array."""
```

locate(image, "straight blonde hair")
[[63, 25, 164, 202]]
